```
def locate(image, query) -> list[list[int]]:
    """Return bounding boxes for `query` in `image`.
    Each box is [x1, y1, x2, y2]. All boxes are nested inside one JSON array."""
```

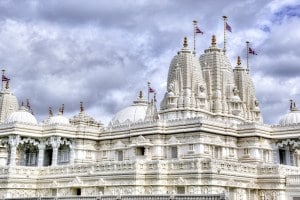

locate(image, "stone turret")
[[160, 37, 208, 120], [233, 56, 262, 122], [160, 35, 262, 124], [0, 72, 19, 123], [200, 35, 238, 118]]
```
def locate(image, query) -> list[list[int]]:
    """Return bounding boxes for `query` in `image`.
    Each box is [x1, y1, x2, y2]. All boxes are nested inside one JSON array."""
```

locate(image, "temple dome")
[[279, 110, 300, 126], [5, 106, 37, 124], [279, 101, 300, 126], [48, 113, 70, 125], [110, 92, 148, 125]]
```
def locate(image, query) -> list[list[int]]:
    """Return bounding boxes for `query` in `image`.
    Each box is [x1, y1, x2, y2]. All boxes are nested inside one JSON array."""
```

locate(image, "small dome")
[[231, 95, 241, 102], [48, 113, 70, 125], [279, 111, 300, 126], [5, 106, 37, 124], [110, 93, 148, 125]]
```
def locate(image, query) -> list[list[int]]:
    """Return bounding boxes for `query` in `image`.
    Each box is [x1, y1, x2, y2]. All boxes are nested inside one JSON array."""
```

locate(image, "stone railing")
[[201, 159, 257, 177], [4, 194, 226, 200], [258, 164, 300, 176], [286, 174, 300, 186], [3, 159, 300, 180]]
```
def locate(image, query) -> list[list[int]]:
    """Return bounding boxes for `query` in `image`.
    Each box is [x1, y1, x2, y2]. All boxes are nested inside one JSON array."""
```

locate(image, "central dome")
[[5, 106, 37, 125], [110, 92, 148, 125]]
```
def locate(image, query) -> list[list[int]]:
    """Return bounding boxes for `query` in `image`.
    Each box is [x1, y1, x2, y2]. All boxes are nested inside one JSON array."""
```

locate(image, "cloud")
[[0, 0, 298, 125]]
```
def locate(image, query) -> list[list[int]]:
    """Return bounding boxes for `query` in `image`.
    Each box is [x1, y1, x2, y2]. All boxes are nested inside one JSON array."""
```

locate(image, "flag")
[[249, 47, 257, 55], [2, 74, 9, 81], [226, 22, 232, 32], [195, 26, 204, 34], [149, 87, 155, 93]]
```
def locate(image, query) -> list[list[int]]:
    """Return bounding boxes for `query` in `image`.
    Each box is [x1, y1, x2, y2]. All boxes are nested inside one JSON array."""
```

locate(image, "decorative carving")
[[167, 136, 179, 144]]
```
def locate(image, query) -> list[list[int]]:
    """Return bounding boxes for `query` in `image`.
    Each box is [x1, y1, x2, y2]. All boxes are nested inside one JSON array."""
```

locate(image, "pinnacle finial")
[[211, 35, 216, 46], [183, 37, 188, 47], [139, 90, 143, 99], [49, 107, 53, 117], [237, 56, 241, 66], [61, 104, 65, 114], [80, 101, 84, 112], [290, 100, 298, 111]]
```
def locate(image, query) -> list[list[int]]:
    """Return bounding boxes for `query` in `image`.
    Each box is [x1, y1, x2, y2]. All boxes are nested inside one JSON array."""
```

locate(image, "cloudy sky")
[[0, 0, 299, 125]]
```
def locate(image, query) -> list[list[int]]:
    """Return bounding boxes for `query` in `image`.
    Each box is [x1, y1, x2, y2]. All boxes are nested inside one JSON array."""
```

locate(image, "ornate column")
[[50, 136, 61, 166], [8, 135, 20, 166], [69, 144, 75, 164], [37, 142, 45, 167]]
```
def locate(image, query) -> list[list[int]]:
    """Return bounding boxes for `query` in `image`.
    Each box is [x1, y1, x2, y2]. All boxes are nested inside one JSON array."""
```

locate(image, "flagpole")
[[246, 41, 250, 70], [193, 20, 197, 54], [147, 81, 150, 104], [1, 69, 4, 91], [223, 16, 227, 55]]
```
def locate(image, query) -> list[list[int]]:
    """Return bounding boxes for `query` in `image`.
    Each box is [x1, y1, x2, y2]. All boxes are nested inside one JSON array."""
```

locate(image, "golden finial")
[[237, 56, 241, 66], [139, 90, 143, 98], [211, 35, 216, 46], [183, 37, 188, 47]]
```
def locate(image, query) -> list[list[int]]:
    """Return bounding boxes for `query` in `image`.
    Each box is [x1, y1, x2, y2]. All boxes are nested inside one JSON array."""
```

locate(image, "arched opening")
[[18, 143, 38, 166], [58, 144, 70, 165], [44, 145, 53, 166]]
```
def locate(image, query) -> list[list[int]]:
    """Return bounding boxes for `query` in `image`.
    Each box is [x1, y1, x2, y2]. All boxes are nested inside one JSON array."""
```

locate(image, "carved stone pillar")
[[69, 146, 75, 164], [8, 135, 20, 166], [52, 147, 58, 166], [50, 136, 61, 166], [38, 143, 45, 167]]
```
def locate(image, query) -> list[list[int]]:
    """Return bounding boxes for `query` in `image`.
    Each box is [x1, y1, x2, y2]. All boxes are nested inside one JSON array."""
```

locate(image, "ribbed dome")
[[5, 106, 37, 124], [111, 93, 148, 125], [279, 110, 300, 126], [48, 113, 70, 125]]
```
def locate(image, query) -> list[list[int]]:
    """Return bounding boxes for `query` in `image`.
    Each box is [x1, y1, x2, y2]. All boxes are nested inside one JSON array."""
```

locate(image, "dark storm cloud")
[[0, 0, 298, 125]]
